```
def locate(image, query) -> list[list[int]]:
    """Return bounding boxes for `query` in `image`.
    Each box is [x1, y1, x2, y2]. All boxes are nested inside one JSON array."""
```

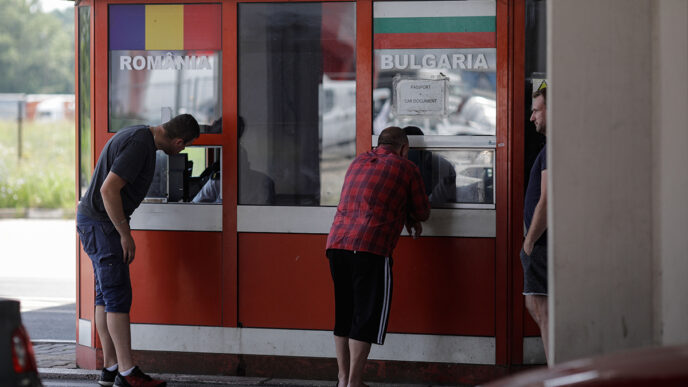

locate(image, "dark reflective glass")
[[525, 0, 547, 189], [78, 6, 91, 199], [108, 50, 222, 132], [238, 2, 356, 206], [408, 148, 494, 207], [145, 146, 222, 204]]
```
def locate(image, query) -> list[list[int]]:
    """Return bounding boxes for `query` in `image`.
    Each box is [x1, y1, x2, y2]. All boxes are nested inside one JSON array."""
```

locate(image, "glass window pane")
[[78, 6, 91, 199], [373, 1, 496, 136], [145, 146, 222, 203], [108, 4, 222, 132], [525, 0, 547, 189], [238, 2, 356, 206], [408, 148, 494, 207], [109, 50, 222, 132]]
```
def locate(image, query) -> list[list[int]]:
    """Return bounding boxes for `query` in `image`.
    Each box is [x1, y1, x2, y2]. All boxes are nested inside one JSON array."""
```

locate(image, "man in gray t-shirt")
[[521, 87, 549, 363], [76, 114, 199, 387]]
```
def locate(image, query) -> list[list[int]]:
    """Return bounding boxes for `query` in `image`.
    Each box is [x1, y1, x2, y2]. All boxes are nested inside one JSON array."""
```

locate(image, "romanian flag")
[[109, 4, 221, 51], [374, 0, 495, 49]]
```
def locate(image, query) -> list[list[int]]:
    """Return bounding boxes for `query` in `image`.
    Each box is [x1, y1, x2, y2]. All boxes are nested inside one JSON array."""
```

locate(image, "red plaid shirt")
[[326, 146, 430, 257]]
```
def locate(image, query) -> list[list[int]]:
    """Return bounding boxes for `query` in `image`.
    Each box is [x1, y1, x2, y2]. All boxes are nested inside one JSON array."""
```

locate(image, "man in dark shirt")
[[326, 126, 430, 387], [76, 114, 199, 387], [521, 86, 549, 363]]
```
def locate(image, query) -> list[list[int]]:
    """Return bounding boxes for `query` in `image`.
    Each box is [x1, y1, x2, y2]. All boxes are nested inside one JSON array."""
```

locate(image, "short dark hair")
[[533, 86, 547, 103], [378, 126, 409, 149], [163, 114, 200, 143], [403, 126, 424, 136]]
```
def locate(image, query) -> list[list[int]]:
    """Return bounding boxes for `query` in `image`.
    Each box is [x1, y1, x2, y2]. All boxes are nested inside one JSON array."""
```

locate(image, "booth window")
[[408, 148, 494, 207], [373, 0, 496, 209], [107, 4, 222, 132], [145, 146, 222, 204], [78, 6, 91, 199], [525, 0, 547, 189], [238, 2, 356, 206]]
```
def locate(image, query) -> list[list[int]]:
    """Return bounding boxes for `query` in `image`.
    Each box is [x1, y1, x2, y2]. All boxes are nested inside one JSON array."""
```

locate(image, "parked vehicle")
[[484, 344, 688, 386], [0, 299, 43, 387]]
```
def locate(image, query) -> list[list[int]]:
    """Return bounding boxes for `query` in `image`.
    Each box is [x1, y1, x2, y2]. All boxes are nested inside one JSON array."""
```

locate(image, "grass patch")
[[0, 120, 75, 211]]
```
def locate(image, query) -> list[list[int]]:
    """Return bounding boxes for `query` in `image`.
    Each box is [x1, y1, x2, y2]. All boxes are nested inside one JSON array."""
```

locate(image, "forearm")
[[524, 200, 547, 248], [101, 189, 131, 236], [410, 199, 431, 222]]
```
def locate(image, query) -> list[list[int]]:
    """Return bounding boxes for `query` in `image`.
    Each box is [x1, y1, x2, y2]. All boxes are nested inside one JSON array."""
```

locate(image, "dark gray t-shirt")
[[524, 146, 547, 246], [78, 125, 157, 222]]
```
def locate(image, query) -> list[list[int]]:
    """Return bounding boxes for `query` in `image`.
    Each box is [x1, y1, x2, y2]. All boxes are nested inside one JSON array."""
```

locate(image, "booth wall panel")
[[388, 237, 495, 336], [130, 230, 223, 326], [239, 233, 495, 336], [238, 233, 333, 330], [523, 310, 540, 336], [79, 246, 95, 321]]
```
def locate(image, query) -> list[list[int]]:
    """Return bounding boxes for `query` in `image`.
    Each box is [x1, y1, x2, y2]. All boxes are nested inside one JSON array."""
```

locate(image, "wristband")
[[115, 218, 127, 226]]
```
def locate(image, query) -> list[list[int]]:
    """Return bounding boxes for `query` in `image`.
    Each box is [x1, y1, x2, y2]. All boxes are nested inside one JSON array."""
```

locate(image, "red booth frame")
[[74, 0, 534, 384]]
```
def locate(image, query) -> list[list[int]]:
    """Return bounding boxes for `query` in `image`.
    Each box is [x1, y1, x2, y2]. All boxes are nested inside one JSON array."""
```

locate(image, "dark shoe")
[[113, 366, 166, 387], [98, 367, 117, 386]]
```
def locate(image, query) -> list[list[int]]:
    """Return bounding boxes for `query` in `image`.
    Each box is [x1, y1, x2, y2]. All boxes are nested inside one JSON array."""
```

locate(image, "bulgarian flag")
[[109, 4, 221, 51], [374, 0, 495, 49]]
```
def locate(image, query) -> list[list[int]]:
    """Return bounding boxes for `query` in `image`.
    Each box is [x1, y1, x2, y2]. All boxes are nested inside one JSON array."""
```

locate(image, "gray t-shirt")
[[78, 125, 157, 222]]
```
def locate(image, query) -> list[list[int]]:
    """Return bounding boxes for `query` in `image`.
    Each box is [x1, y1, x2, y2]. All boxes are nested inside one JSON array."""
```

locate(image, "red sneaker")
[[113, 366, 166, 387]]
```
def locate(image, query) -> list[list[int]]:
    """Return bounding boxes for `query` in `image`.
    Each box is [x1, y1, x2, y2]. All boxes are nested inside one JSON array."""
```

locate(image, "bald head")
[[377, 126, 409, 158], [378, 126, 409, 148]]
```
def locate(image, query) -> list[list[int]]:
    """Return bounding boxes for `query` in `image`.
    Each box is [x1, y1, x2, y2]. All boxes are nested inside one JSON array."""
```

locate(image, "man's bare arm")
[[100, 171, 136, 264], [524, 169, 547, 255]]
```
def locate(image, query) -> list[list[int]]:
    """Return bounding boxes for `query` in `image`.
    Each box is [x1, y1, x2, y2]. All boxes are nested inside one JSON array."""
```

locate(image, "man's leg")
[[334, 335, 350, 387], [107, 312, 134, 371], [95, 305, 118, 368], [525, 295, 549, 363], [329, 250, 355, 387], [347, 338, 371, 387]]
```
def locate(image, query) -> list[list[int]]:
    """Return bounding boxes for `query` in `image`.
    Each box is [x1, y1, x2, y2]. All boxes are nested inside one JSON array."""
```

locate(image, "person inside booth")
[[403, 126, 458, 206], [236, 116, 276, 205]]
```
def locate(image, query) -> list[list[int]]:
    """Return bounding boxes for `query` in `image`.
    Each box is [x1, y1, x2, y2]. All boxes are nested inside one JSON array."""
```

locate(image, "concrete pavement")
[[34, 343, 439, 386]]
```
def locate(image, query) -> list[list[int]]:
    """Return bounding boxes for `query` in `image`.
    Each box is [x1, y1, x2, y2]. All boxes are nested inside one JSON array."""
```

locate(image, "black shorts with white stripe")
[[327, 249, 393, 345]]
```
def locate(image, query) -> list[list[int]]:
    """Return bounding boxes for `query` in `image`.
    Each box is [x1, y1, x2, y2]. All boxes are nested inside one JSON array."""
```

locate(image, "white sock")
[[106, 364, 118, 372], [120, 366, 136, 376]]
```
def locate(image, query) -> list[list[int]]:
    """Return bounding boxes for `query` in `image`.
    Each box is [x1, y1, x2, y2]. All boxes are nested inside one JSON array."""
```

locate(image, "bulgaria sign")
[[380, 53, 489, 71]]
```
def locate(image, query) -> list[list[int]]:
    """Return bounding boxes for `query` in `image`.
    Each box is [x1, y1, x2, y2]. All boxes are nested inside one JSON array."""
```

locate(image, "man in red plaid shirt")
[[326, 126, 430, 387]]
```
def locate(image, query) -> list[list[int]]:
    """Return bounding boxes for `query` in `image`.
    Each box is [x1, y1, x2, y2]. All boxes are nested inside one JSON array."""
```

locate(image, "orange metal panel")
[[221, 0, 239, 328], [239, 234, 495, 336], [129, 230, 223, 326], [238, 233, 333, 330], [78, 242, 96, 352], [79, 244, 95, 322], [495, 0, 510, 365], [374, 32, 496, 49], [356, 0, 373, 155], [94, 0, 110, 153], [388, 237, 495, 336], [508, 0, 529, 363]]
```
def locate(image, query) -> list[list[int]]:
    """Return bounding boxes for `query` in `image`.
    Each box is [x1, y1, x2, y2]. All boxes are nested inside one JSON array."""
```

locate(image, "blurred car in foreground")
[[0, 298, 42, 387], [484, 344, 688, 386]]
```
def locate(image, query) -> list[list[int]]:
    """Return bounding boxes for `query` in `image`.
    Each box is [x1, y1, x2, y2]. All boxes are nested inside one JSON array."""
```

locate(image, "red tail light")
[[11, 325, 38, 374]]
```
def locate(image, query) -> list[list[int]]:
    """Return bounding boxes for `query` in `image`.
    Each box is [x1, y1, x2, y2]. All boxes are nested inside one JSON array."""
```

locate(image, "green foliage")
[[0, 119, 75, 209], [0, 0, 75, 93]]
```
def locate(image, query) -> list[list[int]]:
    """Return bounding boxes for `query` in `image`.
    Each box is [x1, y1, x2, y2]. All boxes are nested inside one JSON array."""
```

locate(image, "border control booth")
[[75, 0, 547, 384]]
